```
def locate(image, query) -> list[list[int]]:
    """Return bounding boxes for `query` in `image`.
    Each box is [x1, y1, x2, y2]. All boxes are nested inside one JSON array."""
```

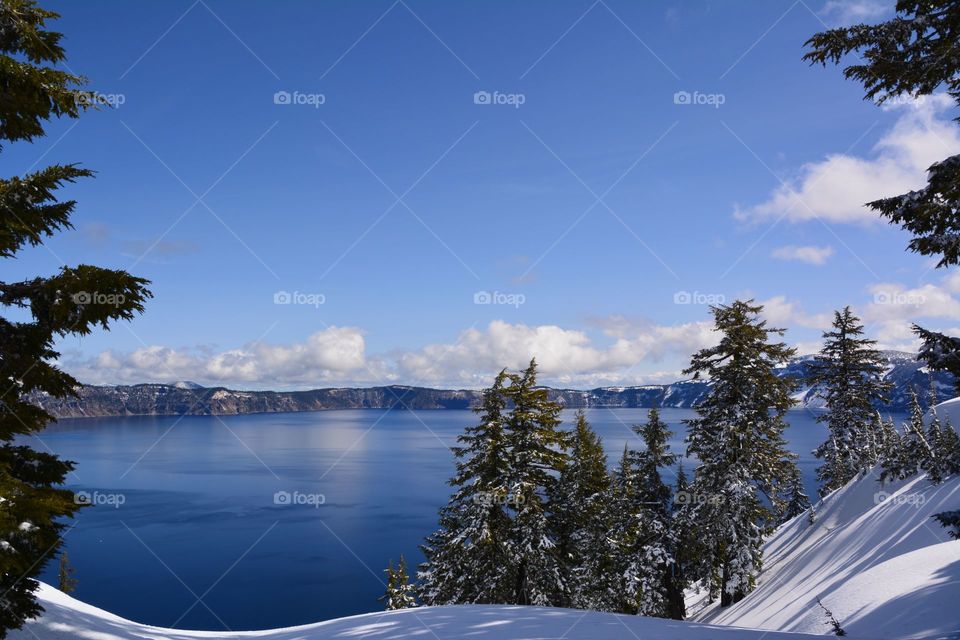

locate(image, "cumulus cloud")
[[819, 0, 890, 26], [735, 95, 960, 224], [771, 244, 835, 265], [63, 319, 719, 390]]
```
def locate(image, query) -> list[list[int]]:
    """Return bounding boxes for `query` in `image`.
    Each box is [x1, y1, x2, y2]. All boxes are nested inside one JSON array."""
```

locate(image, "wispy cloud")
[[771, 244, 834, 265]]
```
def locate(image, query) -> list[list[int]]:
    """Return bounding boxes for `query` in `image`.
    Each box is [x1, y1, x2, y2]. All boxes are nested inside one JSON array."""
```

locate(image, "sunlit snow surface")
[[12, 587, 831, 640]]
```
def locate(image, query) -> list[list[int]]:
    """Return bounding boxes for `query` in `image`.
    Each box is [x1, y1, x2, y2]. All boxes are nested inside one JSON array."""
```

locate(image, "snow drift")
[[691, 468, 960, 639], [12, 583, 828, 640]]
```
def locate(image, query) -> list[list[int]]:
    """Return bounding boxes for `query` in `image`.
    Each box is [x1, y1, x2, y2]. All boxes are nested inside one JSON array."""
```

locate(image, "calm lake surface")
[[28, 407, 891, 630]]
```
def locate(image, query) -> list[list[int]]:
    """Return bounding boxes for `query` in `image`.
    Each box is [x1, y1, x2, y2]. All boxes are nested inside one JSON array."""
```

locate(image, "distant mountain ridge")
[[29, 351, 954, 419]]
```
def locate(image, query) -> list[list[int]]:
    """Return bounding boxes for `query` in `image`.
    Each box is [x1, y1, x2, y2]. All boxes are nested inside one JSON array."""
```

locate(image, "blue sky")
[[11, 0, 960, 389]]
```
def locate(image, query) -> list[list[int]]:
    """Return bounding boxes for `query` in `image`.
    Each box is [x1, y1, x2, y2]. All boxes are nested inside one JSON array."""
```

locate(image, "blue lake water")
[[28, 407, 879, 630]]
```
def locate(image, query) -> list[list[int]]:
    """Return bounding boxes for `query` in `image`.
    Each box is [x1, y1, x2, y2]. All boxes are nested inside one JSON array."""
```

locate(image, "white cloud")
[[771, 244, 835, 265], [735, 95, 960, 224], [64, 319, 719, 390], [759, 295, 833, 330], [819, 0, 890, 26]]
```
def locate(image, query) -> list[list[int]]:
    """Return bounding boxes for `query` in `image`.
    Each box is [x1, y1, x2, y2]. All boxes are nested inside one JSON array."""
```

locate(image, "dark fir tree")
[[807, 307, 891, 494], [549, 411, 613, 610], [805, 2, 960, 388], [502, 360, 569, 606], [623, 408, 682, 619], [684, 300, 799, 606], [56, 551, 77, 594], [607, 444, 636, 614], [0, 2, 151, 633], [382, 556, 417, 610], [777, 463, 812, 525], [418, 372, 514, 604], [933, 510, 960, 539], [669, 462, 696, 620]]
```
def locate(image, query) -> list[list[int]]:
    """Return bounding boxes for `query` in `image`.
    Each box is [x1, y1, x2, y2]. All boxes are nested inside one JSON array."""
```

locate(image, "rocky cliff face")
[[28, 351, 953, 419]]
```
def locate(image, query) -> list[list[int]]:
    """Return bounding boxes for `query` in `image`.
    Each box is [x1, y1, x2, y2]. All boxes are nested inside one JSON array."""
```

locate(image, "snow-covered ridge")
[[690, 469, 960, 639], [11, 584, 833, 640]]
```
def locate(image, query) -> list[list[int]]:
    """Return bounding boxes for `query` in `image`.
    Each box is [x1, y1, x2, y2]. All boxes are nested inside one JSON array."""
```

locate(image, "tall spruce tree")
[[0, 2, 151, 633], [805, 2, 960, 387], [418, 371, 514, 605], [623, 408, 682, 619], [502, 359, 569, 606], [684, 300, 799, 606], [549, 411, 613, 610], [808, 307, 891, 494]]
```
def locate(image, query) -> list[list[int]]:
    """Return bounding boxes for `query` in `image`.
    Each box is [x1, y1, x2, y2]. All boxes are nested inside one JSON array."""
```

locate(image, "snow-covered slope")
[[13, 582, 831, 640], [691, 469, 960, 639]]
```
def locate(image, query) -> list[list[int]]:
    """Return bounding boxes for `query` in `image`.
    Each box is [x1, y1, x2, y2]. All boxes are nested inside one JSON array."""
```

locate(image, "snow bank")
[[14, 582, 831, 640], [691, 469, 960, 639]]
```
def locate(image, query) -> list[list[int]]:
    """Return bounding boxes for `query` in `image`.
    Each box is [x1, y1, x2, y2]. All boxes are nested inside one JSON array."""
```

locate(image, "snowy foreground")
[[11, 464, 960, 639], [9, 585, 835, 640], [692, 470, 960, 639]]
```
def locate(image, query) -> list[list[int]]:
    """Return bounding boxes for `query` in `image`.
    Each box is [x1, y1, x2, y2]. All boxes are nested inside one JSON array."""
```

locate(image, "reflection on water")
[[30, 407, 896, 630]]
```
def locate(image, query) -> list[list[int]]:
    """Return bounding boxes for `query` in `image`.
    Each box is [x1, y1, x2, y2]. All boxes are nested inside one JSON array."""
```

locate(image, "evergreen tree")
[[808, 307, 891, 494], [805, 3, 960, 388], [777, 462, 812, 525], [933, 510, 960, 540], [0, 2, 151, 633], [419, 361, 570, 608], [684, 300, 799, 606], [622, 408, 681, 618], [549, 411, 613, 610], [901, 389, 935, 479], [607, 445, 636, 614], [502, 359, 569, 606], [56, 551, 77, 594], [382, 556, 417, 610], [877, 412, 904, 481], [669, 462, 696, 619], [418, 371, 514, 605]]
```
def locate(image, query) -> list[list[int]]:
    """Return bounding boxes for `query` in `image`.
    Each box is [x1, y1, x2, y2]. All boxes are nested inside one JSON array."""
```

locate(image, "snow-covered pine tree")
[[502, 359, 569, 606], [877, 411, 905, 482], [418, 371, 514, 605], [607, 445, 637, 614], [777, 462, 812, 525], [807, 307, 891, 495], [622, 408, 680, 619], [382, 556, 417, 610], [899, 388, 935, 480], [669, 462, 697, 620], [549, 411, 614, 610], [933, 510, 960, 539], [684, 300, 799, 607]]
